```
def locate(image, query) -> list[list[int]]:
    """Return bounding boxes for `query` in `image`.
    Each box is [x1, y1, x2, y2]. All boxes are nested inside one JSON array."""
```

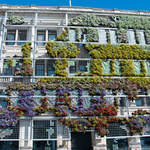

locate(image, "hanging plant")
[[8, 15, 24, 25], [90, 59, 102, 76], [46, 41, 80, 58], [8, 59, 13, 68], [120, 60, 135, 76], [86, 43, 150, 59], [55, 59, 68, 76], [56, 29, 69, 41], [117, 29, 128, 43], [86, 28, 99, 42]]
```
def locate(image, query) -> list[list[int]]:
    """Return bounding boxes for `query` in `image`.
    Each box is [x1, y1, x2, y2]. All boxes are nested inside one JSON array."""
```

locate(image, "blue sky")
[[0, 0, 150, 11]]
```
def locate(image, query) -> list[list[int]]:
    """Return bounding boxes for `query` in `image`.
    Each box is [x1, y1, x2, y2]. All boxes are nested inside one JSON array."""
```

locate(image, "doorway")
[[71, 132, 93, 150]]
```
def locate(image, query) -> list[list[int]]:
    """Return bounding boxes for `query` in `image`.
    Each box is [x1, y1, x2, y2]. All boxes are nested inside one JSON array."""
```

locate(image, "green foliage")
[[55, 59, 68, 76], [20, 43, 33, 76], [117, 29, 128, 43], [56, 29, 69, 41], [110, 60, 115, 75], [8, 59, 13, 68], [8, 15, 24, 25], [120, 60, 135, 76], [135, 30, 140, 44], [86, 43, 150, 59], [90, 59, 102, 76], [46, 41, 80, 58], [70, 14, 150, 30], [75, 28, 82, 42], [86, 28, 99, 42], [140, 61, 146, 77], [21, 42, 32, 58], [144, 30, 150, 44]]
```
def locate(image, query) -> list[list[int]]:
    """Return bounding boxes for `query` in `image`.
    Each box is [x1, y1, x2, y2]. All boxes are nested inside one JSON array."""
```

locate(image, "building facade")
[[0, 4, 150, 150]]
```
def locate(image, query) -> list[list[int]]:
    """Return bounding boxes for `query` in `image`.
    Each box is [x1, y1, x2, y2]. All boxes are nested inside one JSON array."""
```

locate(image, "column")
[[19, 119, 33, 150], [93, 134, 107, 150], [128, 137, 142, 150], [57, 122, 71, 150]]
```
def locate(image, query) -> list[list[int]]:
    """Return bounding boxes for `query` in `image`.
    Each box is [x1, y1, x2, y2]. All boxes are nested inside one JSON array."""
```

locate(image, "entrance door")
[[71, 132, 93, 150]]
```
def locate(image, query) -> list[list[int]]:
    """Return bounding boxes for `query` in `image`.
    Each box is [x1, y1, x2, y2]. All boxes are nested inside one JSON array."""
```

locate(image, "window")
[[37, 30, 57, 46], [69, 61, 76, 74], [47, 60, 55, 76], [135, 97, 145, 106], [141, 137, 150, 149], [3, 60, 12, 75], [6, 29, 27, 45], [35, 60, 45, 76], [48, 31, 56, 41], [18, 30, 27, 45], [146, 97, 150, 106], [6, 30, 16, 45], [37, 30, 45, 46], [78, 60, 88, 72], [119, 97, 126, 107], [0, 90, 7, 108]]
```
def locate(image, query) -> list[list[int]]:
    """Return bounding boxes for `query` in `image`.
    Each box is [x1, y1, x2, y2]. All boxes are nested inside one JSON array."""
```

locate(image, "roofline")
[[0, 4, 150, 17]]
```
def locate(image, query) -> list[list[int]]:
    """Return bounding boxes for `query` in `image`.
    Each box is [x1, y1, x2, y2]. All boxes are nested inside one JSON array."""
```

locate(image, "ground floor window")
[[33, 141, 56, 150], [0, 141, 18, 150], [107, 139, 128, 150], [141, 137, 150, 150]]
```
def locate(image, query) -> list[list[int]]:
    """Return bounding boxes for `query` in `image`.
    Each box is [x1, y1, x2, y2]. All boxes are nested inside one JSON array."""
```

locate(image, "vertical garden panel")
[[133, 60, 141, 74], [102, 60, 110, 74]]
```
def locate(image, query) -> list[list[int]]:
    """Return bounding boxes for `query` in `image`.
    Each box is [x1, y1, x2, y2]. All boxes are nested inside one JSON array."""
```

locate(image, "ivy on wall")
[[46, 41, 80, 58], [7, 15, 24, 25], [74, 28, 99, 42], [69, 14, 150, 30], [55, 59, 68, 76], [56, 29, 69, 41], [86, 43, 150, 59], [21, 42, 33, 76], [144, 30, 150, 44], [120, 60, 135, 76], [86, 28, 99, 42], [116, 29, 128, 43], [90, 59, 102, 76]]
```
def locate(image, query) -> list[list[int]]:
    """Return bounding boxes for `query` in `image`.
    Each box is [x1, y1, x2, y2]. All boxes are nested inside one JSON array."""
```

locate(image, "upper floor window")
[[47, 60, 56, 76], [6, 30, 16, 45], [6, 29, 27, 46], [37, 30, 57, 46], [35, 60, 45, 76], [48, 31, 56, 41]]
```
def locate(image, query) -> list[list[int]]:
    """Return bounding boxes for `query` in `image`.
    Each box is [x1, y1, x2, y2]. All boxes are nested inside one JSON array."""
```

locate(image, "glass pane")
[[0, 141, 19, 150], [33, 141, 56, 150], [37, 31, 45, 46], [48, 35, 56, 41], [0, 98, 8, 108], [35, 64, 45, 76], [146, 97, 150, 106], [6, 30, 15, 45], [47, 60, 55, 76], [107, 139, 128, 150], [18, 30, 27, 45], [141, 137, 150, 149], [78, 60, 88, 72], [135, 97, 145, 106]]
